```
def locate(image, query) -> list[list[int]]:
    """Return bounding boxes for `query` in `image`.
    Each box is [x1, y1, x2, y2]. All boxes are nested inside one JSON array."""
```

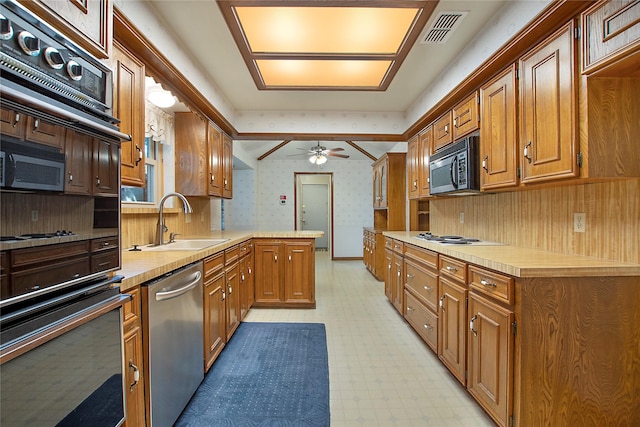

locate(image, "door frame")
[[294, 172, 334, 259]]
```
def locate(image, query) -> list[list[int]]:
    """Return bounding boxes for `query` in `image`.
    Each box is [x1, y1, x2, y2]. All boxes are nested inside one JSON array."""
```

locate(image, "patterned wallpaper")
[[225, 158, 374, 258]]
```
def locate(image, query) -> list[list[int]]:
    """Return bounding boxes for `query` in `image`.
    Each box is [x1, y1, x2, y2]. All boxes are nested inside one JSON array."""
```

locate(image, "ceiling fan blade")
[[286, 153, 309, 157], [328, 153, 349, 158], [325, 147, 345, 152]]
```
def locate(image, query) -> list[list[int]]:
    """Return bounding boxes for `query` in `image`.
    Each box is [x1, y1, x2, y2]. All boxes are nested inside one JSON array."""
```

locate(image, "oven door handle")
[[449, 155, 459, 189]]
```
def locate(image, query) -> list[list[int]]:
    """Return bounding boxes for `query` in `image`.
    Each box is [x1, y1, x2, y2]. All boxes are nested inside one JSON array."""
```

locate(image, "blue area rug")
[[176, 322, 330, 426]]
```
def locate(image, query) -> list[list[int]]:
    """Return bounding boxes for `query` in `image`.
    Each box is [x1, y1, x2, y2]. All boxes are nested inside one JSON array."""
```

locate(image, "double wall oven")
[[0, 1, 131, 425]]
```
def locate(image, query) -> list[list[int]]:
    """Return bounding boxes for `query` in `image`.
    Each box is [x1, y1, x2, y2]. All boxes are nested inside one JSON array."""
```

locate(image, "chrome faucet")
[[155, 192, 193, 246]]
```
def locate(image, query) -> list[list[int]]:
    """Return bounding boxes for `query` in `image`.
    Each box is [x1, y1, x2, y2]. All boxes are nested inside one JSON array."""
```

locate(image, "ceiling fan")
[[288, 142, 350, 164]]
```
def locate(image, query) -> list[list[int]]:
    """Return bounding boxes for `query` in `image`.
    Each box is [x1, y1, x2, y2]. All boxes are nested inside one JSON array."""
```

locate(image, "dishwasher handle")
[[155, 272, 202, 301]]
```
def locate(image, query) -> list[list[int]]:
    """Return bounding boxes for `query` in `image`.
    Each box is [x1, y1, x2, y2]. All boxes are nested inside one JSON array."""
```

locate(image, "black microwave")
[[0, 140, 65, 192], [429, 135, 480, 196]]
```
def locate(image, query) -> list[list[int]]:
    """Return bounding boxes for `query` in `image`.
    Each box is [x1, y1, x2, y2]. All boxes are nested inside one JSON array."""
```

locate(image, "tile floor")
[[244, 252, 496, 426]]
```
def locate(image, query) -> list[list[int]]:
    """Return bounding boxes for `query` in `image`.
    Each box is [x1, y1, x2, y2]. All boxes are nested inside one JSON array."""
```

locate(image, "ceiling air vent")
[[420, 11, 468, 44]]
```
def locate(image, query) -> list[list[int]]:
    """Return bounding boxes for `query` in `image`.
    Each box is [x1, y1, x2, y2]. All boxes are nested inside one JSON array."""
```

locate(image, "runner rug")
[[176, 322, 330, 426]]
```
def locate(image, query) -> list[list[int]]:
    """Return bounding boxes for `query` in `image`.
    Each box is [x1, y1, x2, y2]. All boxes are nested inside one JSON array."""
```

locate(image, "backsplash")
[[429, 179, 640, 264], [1, 193, 94, 236]]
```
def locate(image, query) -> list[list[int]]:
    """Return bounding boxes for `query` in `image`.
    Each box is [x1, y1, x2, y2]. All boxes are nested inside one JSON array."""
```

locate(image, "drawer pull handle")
[[406, 274, 414, 279], [210, 173, 215, 183], [12, 113, 20, 127], [241, 273, 245, 281], [423, 323, 434, 331], [406, 306, 414, 312], [480, 278, 497, 288], [221, 290, 226, 301], [469, 315, 478, 336], [423, 285, 433, 292], [446, 265, 458, 272], [33, 118, 39, 130], [482, 155, 489, 173], [397, 270, 401, 278], [135, 144, 143, 166], [524, 141, 532, 163], [439, 295, 445, 311]]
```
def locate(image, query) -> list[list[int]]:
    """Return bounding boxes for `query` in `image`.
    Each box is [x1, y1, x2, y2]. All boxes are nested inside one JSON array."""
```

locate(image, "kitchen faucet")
[[155, 192, 193, 246]]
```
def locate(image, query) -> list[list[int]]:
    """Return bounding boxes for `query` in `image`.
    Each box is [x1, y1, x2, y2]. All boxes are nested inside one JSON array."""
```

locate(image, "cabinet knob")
[[423, 323, 434, 331], [445, 265, 457, 273], [524, 141, 532, 163], [33, 118, 39, 130], [96, 176, 101, 186], [210, 173, 215, 183], [68, 172, 73, 182], [423, 285, 433, 292], [274, 255, 278, 262], [289, 255, 292, 262], [439, 295, 445, 310], [482, 155, 489, 173], [129, 361, 140, 390], [480, 278, 497, 288]]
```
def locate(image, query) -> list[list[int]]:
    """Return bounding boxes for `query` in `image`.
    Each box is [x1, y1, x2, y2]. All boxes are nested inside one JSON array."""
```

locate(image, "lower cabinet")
[[239, 241, 254, 320], [122, 286, 146, 427], [383, 237, 404, 314], [438, 275, 468, 385], [203, 252, 226, 372], [225, 260, 240, 339], [253, 239, 315, 308]]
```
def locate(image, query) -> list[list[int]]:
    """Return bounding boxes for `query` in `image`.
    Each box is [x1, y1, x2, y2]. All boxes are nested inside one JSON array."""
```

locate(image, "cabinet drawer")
[[123, 286, 141, 332], [225, 245, 240, 265], [468, 265, 514, 305], [439, 255, 467, 284], [384, 237, 393, 250], [204, 252, 224, 278], [433, 111, 453, 151], [405, 259, 439, 312], [392, 240, 404, 254], [91, 236, 119, 253], [91, 250, 119, 273], [10, 257, 90, 298], [404, 244, 438, 269], [404, 290, 438, 353], [452, 91, 479, 139], [239, 240, 252, 257], [11, 241, 90, 269]]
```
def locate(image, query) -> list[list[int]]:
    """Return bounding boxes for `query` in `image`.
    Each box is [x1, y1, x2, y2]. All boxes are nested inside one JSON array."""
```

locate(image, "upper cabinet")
[[479, 64, 519, 190], [371, 153, 406, 231], [16, 0, 112, 59], [175, 111, 232, 199], [418, 125, 432, 198], [433, 111, 453, 152], [110, 41, 146, 188], [519, 21, 578, 184], [452, 91, 480, 140], [407, 135, 419, 200], [582, 0, 640, 75]]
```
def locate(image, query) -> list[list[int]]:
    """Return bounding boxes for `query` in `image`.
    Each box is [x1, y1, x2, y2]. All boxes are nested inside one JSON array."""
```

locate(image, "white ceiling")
[[145, 0, 509, 161]]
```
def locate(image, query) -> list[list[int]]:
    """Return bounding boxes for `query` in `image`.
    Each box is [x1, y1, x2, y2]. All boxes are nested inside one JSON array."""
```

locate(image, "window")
[[121, 136, 162, 203]]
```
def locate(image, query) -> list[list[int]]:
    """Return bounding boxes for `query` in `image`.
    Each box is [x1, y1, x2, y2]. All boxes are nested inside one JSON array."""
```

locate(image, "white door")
[[301, 183, 329, 250]]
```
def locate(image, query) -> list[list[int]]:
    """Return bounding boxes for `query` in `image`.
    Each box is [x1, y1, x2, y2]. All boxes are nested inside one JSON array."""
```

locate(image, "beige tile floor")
[[244, 252, 496, 426]]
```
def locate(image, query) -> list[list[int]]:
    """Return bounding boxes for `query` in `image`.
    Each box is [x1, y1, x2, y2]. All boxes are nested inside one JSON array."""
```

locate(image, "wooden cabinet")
[[452, 91, 480, 140], [16, 0, 112, 59], [253, 239, 315, 308], [90, 236, 119, 273], [418, 125, 432, 198], [403, 244, 439, 352], [64, 130, 93, 195], [383, 237, 404, 314], [238, 241, 254, 320], [582, 0, 640, 74], [175, 112, 231, 198], [93, 139, 119, 196], [0, 106, 64, 150], [467, 265, 515, 427], [519, 22, 578, 184], [122, 286, 146, 427], [372, 156, 387, 208], [407, 135, 419, 199], [203, 252, 226, 372], [111, 41, 145, 188], [480, 64, 519, 190], [222, 133, 233, 199], [433, 111, 453, 152], [437, 255, 467, 385], [384, 246, 393, 302], [225, 258, 240, 340], [371, 153, 405, 229]]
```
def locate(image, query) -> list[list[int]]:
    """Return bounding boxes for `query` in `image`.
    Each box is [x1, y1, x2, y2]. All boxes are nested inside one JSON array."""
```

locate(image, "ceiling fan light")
[[316, 154, 328, 165]]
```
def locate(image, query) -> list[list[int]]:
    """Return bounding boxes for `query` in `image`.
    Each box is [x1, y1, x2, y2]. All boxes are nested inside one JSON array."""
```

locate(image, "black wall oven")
[[0, 1, 131, 425]]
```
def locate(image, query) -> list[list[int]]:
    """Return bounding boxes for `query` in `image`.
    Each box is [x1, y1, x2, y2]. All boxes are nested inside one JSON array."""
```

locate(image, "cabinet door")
[[379, 161, 387, 207], [468, 292, 514, 427], [372, 167, 380, 207], [284, 241, 314, 303], [384, 249, 393, 302], [204, 270, 226, 371], [392, 252, 403, 313], [519, 22, 578, 183], [0, 107, 25, 139], [175, 112, 209, 196], [225, 262, 240, 340], [254, 242, 282, 303], [112, 41, 145, 188], [207, 123, 222, 197], [93, 139, 119, 196], [222, 134, 233, 199], [438, 277, 467, 385], [25, 116, 64, 149], [246, 249, 255, 309], [452, 91, 479, 140], [418, 125, 432, 197], [480, 64, 519, 190], [123, 325, 145, 427], [433, 111, 453, 152], [64, 130, 93, 195], [407, 136, 419, 199]]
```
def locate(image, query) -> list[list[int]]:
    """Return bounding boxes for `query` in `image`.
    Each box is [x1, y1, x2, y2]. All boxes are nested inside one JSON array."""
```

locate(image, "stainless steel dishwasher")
[[142, 262, 204, 427]]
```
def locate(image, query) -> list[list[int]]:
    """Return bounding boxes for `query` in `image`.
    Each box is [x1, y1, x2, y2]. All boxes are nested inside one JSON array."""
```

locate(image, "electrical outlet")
[[459, 212, 465, 224], [31, 210, 38, 222], [574, 213, 586, 233]]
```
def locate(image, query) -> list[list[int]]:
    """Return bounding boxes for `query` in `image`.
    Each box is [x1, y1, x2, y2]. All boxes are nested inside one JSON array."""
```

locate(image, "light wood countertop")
[[383, 231, 640, 278], [117, 230, 323, 291]]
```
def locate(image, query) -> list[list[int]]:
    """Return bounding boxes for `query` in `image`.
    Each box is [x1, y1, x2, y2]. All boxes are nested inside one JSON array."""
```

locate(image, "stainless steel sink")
[[144, 239, 229, 251]]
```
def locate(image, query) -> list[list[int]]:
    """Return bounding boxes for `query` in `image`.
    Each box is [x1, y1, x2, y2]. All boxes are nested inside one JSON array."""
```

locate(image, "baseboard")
[[332, 257, 363, 261]]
